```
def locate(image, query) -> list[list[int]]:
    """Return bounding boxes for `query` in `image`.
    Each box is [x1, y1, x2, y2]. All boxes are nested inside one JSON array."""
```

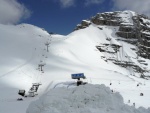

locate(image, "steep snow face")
[[27, 84, 150, 113]]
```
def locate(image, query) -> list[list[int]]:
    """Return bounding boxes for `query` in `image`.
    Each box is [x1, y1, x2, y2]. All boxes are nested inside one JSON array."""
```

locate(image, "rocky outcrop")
[[116, 24, 136, 39], [133, 14, 150, 59], [74, 11, 150, 59], [74, 11, 121, 31], [74, 20, 91, 30], [91, 12, 121, 26], [139, 31, 150, 59]]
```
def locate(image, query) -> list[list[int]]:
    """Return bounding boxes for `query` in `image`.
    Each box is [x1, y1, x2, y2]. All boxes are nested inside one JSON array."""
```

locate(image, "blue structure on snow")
[[71, 73, 86, 79]]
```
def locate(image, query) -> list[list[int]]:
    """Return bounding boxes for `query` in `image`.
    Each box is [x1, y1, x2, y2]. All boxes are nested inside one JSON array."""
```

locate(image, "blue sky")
[[18, 0, 113, 35], [0, 0, 150, 35]]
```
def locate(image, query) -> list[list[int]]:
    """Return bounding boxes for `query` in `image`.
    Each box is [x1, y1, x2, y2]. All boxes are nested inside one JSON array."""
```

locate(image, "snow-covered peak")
[[75, 10, 139, 30]]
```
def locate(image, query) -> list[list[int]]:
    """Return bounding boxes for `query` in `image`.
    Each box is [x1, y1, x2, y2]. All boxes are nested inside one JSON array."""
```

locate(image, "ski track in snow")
[[0, 47, 36, 79]]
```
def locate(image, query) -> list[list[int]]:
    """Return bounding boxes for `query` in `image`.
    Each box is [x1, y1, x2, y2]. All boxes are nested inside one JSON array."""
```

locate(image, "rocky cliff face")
[[75, 10, 150, 59]]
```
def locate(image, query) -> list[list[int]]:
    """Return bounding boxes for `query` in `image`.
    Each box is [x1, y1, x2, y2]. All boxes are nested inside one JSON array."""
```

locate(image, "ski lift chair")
[[28, 90, 35, 97], [17, 98, 23, 101], [32, 83, 41, 92], [18, 90, 25, 97]]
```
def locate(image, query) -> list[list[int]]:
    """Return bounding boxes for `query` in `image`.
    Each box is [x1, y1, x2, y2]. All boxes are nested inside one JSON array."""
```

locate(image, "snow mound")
[[27, 84, 150, 113]]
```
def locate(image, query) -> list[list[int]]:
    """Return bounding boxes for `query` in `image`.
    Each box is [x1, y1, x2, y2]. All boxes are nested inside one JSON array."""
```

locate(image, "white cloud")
[[57, 0, 105, 8], [84, 0, 104, 6], [0, 0, 31, 24], [113, 0, 150, 16], [58, 0, 75, 8]]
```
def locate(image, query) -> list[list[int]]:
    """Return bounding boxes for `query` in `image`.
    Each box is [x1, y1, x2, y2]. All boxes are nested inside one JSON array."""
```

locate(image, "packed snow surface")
[[27, 84, 150, 113]]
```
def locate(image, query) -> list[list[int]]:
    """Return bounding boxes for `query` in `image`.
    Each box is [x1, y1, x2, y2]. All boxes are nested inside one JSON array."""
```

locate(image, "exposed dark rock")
[[74, 20, 91, 30], [91, 12, 120, 26]]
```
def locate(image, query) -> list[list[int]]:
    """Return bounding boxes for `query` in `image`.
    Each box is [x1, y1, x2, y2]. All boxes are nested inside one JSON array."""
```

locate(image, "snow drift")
[[27, 84, 150, 113]]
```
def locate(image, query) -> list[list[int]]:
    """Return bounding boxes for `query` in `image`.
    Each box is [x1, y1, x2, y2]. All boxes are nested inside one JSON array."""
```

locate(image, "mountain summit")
[[75, 10, 150, 79], [76, 10, 150, 58]]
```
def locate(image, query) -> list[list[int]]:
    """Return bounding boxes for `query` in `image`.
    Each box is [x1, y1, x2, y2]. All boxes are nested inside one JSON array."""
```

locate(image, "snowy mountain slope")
[[0, 24, 50, 113], [0, 10, 150, 113], [0, 24, 48, 86], [40, 24, 150, 109]]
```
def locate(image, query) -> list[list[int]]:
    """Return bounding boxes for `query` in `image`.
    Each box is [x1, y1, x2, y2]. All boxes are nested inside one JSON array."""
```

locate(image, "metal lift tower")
[[45, 42, 50, 52]]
